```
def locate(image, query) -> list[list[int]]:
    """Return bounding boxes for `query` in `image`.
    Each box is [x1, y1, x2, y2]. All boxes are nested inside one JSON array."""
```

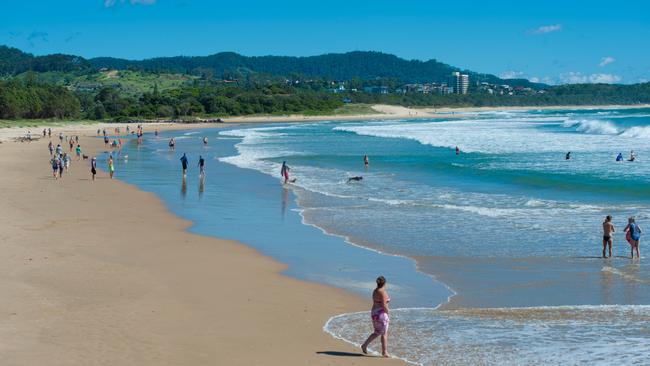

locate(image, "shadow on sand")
[[316, 351, 366, 357]]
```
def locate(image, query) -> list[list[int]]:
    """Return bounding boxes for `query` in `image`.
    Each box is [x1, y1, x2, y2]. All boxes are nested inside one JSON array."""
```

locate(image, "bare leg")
[[603, 240, 607, 258], [380, 333, 389, 357], [608, 240, 612, 258], [361, 333, 378, 354]]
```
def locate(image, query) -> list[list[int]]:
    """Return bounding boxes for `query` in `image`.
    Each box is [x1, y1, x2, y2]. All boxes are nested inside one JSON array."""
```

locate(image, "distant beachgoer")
[[104, 136, 109, 146], [624, 217, 642, 258], [169, 138, 176, 151], [48, 141, 53, 156], [455, 146, 460, 155], [91, 157, 97, 181], [603, 215, 615, 258], [26, 130, 31, 142], [75, 135, 79, 143], [203, 137, 208, 145], [616, 153, 624, 162], [55, 144, 63, 156], [97, 129, 101, 136], [108, 155, 115, 179], [102, 129, 106, 137], [364, 154, 369, 167], [75, 145, 82, 160], [198, 155, 205, 176], [59, 132, 63, 142], [361, 276, 390, 358], [42, 129, 46, 137], [180, 153, 189, 176], [281, 161, 291, 184], [629, 150, 636, 162], [47, 128, 51, 138], [63, 153, 71, 170], [51, 156, 59, 179], [58, 156, 64, 178], [69, 139, 74, 152], [565, 152, 571, 160]]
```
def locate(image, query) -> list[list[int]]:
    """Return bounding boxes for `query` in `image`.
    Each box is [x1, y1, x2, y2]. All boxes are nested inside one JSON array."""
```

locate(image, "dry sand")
[[0, 125, 405, 366]]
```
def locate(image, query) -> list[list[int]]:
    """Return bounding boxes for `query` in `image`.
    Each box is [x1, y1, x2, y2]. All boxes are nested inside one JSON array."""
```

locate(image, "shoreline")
[[0, 125, 405, 365], [3, 103, 649, 142]]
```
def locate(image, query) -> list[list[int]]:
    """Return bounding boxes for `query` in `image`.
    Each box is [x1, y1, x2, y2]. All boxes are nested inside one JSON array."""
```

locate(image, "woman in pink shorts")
[[361, 276, 390, 357]]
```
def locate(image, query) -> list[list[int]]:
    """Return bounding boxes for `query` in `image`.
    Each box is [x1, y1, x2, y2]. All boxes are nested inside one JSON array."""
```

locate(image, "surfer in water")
[[455, 146, 460, 155], [364, 154, 369, 167], [616, 153, 624, 162], [629, 150, 636, 162], [565, 152, 571, 160], [203, 137, 208, 145]]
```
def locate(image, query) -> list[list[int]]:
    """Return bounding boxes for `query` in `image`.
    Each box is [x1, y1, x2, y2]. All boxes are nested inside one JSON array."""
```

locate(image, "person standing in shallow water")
[[280, 161, 291, 184], [108, 155, 115, 179], [180, 153, 189, 176], [361, 276, 390, 358], [602, 215, 615, 258], [624, 217, 642, 258], [364, 154, 369, 167]]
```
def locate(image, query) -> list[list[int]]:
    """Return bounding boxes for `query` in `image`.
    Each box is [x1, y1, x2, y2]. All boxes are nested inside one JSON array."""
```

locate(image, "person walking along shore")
[[361, 276, 391, 358]]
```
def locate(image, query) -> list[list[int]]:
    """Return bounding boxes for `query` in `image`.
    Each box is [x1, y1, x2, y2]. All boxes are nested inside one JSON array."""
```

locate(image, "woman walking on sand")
[[625, 217, 643, 258], [361, 276, 390, 358], [108, 155, 115, 179]]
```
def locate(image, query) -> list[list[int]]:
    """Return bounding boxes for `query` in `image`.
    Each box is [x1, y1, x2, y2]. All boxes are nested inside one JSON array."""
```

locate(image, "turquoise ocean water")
[[105, 107, 650, 365]]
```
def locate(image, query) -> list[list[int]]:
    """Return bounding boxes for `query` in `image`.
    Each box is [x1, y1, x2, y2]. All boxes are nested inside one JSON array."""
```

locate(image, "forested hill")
[[0, 46, 89, 75], [0, 45, 542, 88], [90, 51, 543, 88]]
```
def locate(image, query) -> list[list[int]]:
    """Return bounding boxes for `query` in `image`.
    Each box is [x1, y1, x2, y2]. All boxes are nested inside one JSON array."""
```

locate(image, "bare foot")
[[382, 353, 390, 358], [361, 345, 368, 354]]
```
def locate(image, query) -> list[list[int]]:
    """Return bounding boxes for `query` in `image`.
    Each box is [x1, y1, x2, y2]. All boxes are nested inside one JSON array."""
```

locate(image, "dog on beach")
[[82, 154, 89, 160]]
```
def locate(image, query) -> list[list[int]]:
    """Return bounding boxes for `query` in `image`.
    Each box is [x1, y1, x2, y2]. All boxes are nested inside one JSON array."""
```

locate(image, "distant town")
[[325, 71, 545, 97]]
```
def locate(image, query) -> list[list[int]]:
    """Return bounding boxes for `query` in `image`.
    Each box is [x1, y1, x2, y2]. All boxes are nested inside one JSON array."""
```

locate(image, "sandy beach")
[[0, 125, 405, 365]]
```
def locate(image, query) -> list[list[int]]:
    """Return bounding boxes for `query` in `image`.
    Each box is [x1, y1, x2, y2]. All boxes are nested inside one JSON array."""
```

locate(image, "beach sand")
[[0, 126, 405, 365]]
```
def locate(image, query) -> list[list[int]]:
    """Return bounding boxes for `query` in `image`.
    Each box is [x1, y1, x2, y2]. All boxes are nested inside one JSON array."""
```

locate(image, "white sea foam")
[[325, 305, 650, 366], [562, 118, 619, 135]]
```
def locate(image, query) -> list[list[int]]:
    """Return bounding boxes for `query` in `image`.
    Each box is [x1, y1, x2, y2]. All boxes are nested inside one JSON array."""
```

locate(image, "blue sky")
[[1, 0, 649, 84]]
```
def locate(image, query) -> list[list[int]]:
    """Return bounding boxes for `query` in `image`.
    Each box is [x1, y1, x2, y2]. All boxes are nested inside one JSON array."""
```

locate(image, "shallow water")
[[104, 107, 650, 365]]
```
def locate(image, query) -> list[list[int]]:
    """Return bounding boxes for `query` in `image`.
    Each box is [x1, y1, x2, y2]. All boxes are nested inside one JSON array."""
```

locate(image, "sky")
[[1, 0, 649, 85]]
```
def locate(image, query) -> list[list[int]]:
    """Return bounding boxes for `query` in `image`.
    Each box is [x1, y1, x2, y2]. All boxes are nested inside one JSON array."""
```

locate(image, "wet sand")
[[0, 126, 405, 365]]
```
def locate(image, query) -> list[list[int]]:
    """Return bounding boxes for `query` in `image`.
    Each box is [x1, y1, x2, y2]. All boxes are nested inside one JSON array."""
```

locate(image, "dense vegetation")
[[0, 77, 80, 119], [1, 45, 540, 89], [0, 76, 343, 120], [2, 45, 650, 121]]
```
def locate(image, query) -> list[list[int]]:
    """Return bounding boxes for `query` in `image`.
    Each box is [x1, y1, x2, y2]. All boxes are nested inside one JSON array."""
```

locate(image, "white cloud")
[[598, 56, 615, 67], [639, 78, 648, 84], [529, 77, 540, 83], [104, 0, 156, 7], [499, 70, 525, 79], [531, 24, 562, 35], [559, 72, 621, 84]]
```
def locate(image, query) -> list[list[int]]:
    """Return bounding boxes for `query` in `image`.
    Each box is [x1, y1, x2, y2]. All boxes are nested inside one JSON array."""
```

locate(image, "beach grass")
[[333, 104, 379, 115]]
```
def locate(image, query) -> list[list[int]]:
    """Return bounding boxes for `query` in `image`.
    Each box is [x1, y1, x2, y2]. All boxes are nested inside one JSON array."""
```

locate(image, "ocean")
[[104, 107, 650, 365]]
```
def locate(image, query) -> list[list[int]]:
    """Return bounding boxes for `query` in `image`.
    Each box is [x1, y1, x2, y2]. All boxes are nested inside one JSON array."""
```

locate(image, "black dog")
[[82, 154, 89, 160], [347, 176, 363, 183]]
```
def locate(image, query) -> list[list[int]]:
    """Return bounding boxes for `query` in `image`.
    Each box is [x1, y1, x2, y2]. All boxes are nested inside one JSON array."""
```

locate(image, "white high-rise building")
[[452, 71, 469, 94]]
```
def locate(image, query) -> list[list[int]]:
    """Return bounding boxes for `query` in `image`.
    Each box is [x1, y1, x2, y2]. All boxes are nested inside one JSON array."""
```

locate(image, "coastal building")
[[451, 71, 469, 94]]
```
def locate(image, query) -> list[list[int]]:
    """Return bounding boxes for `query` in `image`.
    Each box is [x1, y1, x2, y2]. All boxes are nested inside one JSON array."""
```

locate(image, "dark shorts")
[[603, 235, 612, 242], [91, 168, 97, 174]]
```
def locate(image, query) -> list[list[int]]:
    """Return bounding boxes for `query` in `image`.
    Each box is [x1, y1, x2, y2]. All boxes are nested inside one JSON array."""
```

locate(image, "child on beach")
[[75, 145, 82, 160]]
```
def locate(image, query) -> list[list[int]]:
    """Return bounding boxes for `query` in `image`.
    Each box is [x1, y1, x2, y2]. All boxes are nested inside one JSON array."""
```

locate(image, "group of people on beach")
[[47, 134, 84, 180], [603, 215, 643, 258]]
